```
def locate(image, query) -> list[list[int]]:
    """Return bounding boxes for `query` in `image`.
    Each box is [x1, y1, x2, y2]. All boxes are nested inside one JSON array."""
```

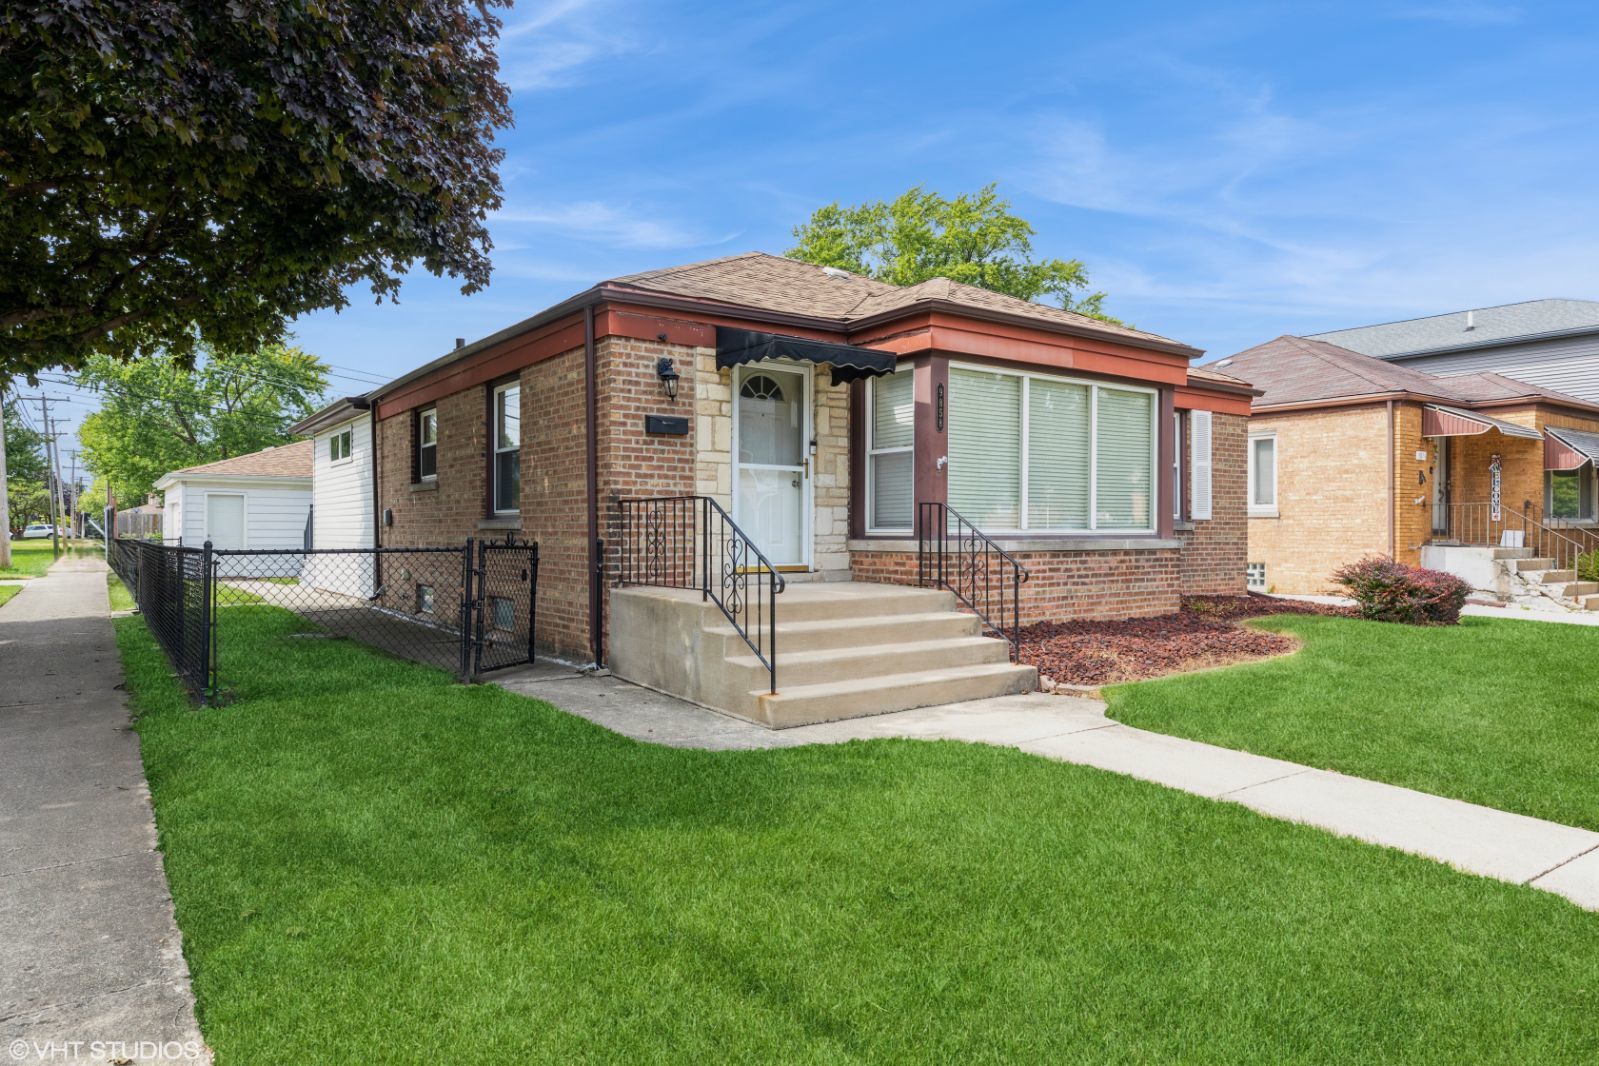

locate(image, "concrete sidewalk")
[[0, 556, 205, 1063], [498, 667, 1599, 911]]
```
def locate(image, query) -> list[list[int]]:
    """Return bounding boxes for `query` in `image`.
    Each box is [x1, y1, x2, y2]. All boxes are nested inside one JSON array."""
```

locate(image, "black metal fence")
[[111, 536, 539, 700], [110, 539, 212, 694]]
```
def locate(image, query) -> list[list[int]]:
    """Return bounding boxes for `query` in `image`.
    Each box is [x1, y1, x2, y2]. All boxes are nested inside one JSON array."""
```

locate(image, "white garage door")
[[206, 494, 246, 549]]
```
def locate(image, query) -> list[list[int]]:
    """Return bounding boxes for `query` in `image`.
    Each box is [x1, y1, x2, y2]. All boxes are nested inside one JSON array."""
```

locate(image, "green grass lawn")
[[0, 584, 19, 609], [107, 572, 135, 612], [0, 538, 62, 578], [117, 607, 1599, 1064], [1110, 614, 1599, 830]]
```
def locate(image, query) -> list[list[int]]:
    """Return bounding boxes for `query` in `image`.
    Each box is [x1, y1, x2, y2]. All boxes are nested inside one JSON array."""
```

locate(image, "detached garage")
[[154, 441, 313, 575]]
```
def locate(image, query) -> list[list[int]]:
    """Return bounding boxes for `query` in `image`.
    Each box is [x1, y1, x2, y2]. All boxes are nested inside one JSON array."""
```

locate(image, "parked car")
[[20, 524, 55, 539]]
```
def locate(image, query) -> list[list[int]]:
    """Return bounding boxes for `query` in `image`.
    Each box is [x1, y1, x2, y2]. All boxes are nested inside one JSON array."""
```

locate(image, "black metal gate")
[[469, 536, 539, 676]]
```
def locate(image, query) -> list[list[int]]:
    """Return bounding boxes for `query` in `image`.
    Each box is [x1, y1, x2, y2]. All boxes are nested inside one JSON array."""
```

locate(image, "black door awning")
[[715, 326, 898, 383]]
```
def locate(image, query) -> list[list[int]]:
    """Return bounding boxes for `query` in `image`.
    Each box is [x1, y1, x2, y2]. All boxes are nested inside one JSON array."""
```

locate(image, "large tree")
[[0, 0, 512, 379], [76, 345, 328, 501], [788, 184, 1119, 323]]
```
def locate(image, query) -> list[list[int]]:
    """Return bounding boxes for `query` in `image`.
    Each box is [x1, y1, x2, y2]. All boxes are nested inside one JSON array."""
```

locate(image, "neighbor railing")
[[616, 495, 784, 693], [1442, 501, 1591, 574], [916, 501, 1030, 660]]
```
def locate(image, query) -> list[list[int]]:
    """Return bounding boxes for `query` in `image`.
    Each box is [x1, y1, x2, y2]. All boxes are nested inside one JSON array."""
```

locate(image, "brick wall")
[[1178, 411, 1248, 595], [850, 546, 1182, 623], [1392, 402, 1431, 563], [377, 346, 595, 660], [1246, 405, 1390, 594]]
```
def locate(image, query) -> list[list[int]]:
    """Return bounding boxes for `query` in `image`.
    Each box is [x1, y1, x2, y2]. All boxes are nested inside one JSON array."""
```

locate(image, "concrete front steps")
[[608, 582, 1036, 728], [1504, 551, 1599, 611]]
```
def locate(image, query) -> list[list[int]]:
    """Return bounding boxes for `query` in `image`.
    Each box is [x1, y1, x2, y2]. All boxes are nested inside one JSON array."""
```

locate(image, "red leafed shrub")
[[1331, 556, 1471, 625]]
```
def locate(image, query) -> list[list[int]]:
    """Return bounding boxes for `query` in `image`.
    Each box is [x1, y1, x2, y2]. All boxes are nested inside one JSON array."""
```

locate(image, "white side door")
[[732, 364, 811, 568]]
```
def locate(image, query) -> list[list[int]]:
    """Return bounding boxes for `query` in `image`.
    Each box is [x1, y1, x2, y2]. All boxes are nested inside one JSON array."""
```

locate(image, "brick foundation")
[[849, 545, 1183, 624]]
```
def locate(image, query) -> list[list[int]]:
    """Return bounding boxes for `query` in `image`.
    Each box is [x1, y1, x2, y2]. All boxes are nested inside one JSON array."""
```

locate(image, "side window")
[[418, 408, 438, 481], [491, 383, 521, 514], [329, 429, 352, 463]]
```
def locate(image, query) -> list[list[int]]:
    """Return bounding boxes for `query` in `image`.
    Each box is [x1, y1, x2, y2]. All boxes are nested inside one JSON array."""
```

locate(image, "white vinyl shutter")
[[1190, 410, 1213, 521]]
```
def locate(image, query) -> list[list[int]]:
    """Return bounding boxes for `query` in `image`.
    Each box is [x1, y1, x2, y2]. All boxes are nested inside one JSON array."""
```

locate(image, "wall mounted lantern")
[[655, 357, 680, 401]]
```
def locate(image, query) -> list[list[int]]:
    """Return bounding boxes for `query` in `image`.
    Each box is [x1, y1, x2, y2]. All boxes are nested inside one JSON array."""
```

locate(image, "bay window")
[[867, 371, 914, 532], [492, 382, 520, 514], [947, 365, 1157, 533]]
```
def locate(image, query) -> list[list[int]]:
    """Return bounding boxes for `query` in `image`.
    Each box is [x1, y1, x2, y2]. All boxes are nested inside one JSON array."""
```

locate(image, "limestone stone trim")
[[698, 356, 852, 578]]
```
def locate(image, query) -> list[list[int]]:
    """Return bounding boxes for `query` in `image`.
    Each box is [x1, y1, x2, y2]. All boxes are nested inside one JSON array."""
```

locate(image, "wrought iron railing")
[[916, 502, 1030, 660], [1442, 501, 1591, 574], [616, 496, 784, 693]]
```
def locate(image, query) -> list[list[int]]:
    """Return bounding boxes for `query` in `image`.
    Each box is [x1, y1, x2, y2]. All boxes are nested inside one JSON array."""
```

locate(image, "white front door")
[[733, 363, 811, 568], [206, 493, 246, 549]]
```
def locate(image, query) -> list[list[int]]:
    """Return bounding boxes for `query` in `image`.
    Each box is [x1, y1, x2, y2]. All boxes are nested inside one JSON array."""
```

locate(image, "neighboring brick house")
[[338, 253, 1253, 723], [1219, 335, 1599, 595]]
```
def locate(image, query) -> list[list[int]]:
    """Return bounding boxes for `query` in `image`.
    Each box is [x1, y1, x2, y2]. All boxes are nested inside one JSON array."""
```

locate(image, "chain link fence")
[[111, 537, 538, 700]]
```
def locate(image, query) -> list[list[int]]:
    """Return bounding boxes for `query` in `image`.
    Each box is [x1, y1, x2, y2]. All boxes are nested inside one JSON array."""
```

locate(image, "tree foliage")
[[788, 184, 1119, 323], [3, 392, 50, 526], [0, 0, 512, 379], [76, 345, 328, 501]]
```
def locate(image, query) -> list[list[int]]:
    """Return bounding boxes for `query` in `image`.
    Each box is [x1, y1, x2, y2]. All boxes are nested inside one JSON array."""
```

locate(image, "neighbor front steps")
[[1498, 549, 1599, 611], [608, 582, 1036, 728]]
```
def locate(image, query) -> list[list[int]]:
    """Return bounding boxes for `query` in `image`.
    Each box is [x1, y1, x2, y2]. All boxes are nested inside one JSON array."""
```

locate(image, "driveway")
[[0, 555, 205, 1064]]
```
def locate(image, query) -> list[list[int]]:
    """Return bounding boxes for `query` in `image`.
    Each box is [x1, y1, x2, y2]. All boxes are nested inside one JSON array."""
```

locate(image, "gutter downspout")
[[1386, 399, 1396, 558], [584, 304, 602, 667], [369, 403, 382, 598]]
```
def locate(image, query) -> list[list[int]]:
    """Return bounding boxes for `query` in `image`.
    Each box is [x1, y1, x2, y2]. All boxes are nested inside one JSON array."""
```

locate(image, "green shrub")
[[1578, 550, 1599, 584], [1331, 556, 1471, 625]]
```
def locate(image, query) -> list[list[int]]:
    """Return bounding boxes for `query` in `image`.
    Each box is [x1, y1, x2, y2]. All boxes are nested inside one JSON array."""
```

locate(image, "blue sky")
[[38, 0, 1599, 462]]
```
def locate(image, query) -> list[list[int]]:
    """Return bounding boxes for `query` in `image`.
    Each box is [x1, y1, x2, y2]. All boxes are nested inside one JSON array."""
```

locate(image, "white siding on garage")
[[306, 417, 375, 598], [162, 476, 312, 577]]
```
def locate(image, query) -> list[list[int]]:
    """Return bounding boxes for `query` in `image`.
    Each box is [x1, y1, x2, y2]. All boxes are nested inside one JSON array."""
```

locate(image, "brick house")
[[349, 253, 1254, 724], [1220, 334, 1599, 597]]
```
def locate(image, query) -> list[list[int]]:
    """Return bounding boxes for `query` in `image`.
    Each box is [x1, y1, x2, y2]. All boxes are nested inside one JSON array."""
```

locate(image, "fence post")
[[199, 540, 214, 703], [459, 537, 475, 683]]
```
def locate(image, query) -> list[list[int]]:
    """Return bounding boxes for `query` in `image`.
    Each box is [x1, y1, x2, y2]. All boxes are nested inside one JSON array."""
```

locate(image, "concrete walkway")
[[497, 666, 1599, 911], [0, 556, 205, 1063]]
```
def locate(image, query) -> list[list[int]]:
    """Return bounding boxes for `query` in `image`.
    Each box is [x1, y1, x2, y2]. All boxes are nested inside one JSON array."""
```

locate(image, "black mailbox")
[[645, 414, 690, 435]]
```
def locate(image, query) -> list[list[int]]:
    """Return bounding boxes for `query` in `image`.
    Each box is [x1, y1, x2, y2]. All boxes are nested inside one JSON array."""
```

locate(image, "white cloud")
[[491, 201, 739, 250], [495, 0, 639, 91]]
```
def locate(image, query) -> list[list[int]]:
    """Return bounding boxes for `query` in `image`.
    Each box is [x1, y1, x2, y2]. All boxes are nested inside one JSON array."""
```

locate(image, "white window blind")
[[948, 368, 1022, 529], [1094, 387, 1155, 529], [1026, 378, 1091, 529], [1190, 410, 1213, 521], [868, 372, 915, 531], [1249, 435, 1277, 513]]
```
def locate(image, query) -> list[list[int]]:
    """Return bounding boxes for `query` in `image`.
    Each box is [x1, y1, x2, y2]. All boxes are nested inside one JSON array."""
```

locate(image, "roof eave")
[[845, 298, 1203, 359], [290, 396, 372, 436]]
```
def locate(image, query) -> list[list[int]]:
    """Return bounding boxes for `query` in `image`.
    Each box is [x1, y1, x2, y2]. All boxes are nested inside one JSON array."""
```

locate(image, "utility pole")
[[19, 395, 67, 558], [0, 386, 11, 570]]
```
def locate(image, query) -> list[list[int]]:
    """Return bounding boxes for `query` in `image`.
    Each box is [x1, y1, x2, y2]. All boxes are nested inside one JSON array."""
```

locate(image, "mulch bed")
[[1018, 593, 1356, 688]]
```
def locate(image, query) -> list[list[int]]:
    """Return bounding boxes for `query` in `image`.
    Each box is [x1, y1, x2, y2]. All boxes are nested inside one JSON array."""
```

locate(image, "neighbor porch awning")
[[715, 326, 898, 384], [1421, 404, 1543, 440], [1545, 426, 1599, 471]]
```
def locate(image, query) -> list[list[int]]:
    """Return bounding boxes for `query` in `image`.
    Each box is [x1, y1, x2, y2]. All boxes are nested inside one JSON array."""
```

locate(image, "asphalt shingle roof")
[[609, 252, 1191, 351], [1309, 299, 1599, 359], [166, 440, 314, 480], [1215, 335, 1595, 410]]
